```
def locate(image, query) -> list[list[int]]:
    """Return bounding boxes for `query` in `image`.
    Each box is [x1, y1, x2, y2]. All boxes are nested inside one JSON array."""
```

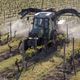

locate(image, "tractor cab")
[[29, 12, 56, 40]]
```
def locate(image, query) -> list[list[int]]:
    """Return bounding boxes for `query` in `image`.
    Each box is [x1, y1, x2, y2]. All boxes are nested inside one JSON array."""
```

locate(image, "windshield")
[[33, 18, 49, 29]]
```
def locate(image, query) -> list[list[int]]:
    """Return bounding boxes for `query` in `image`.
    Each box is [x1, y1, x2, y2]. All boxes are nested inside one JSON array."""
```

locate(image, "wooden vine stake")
[[63, 42, 66, 80], [9, 2, 12, 40], [72, 37, 76, 75], [21, 40, 27, 70], [66, 24, 69, 43]]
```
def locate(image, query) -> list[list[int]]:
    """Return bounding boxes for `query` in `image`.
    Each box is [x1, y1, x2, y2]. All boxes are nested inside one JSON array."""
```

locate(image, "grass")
[[0, 34, 80, 80], [60, 40, 80, 58], [1, 34, 8, 41], [0, 38, 80, 80], [19, 52, 63, 80], [0, 54, 22, 72], [0, 39, 20, 54], [19, 41, 80, 80], [70, 72, 80, 80], [1, 33, 17, 42]]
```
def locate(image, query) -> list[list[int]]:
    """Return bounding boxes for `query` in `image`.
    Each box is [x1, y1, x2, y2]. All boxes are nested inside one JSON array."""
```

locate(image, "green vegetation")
[[0, 39, 20, 54], [1, 35, 80, 80], [1, 33, 8, 41], [26, 48, 37, 58], [20, 51, 63, 80], [0, 55, 22, 72], [70, 72, 80, 80]]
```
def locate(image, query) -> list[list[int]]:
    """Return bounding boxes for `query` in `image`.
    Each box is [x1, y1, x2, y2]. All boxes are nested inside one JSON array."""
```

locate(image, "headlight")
[[28, 37, 33, 39], [28, 37, 38, 40], [34, 37, 38, 40]]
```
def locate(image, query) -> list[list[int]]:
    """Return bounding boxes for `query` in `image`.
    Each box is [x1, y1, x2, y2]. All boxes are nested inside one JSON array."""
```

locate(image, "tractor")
[[19, 8, 80, 51], [28, 12, 58, 46]]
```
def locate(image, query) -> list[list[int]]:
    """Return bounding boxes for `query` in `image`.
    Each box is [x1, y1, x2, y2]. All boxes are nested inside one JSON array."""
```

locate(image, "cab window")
[[33, 18, 49, 29]]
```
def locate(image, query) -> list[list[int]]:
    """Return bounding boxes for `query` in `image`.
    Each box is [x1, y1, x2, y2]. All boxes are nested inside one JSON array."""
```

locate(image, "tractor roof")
[[34, 12, 55, 18]]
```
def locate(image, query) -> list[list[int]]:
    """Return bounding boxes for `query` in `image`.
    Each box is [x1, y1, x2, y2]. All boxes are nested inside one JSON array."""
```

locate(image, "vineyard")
[[0, 0, 80, 25], [0, 0, 80, 80]]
